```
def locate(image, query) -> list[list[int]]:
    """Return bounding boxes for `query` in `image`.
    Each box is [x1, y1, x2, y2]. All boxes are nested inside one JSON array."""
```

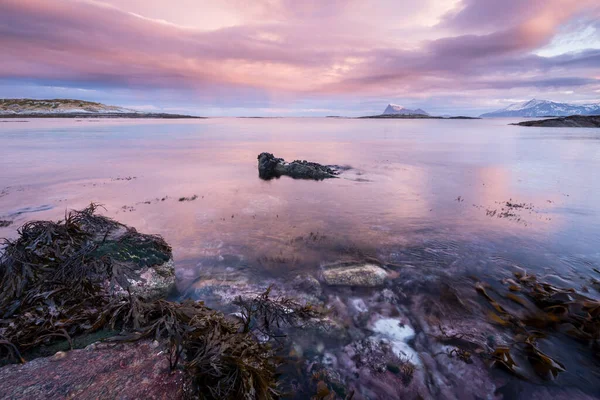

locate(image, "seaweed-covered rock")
[[321, 263, 388, 287], [92, 228, 175, 299], [257, 152, 341, 180], [0, 204, 174, 315], [0, 204, 174, 363]]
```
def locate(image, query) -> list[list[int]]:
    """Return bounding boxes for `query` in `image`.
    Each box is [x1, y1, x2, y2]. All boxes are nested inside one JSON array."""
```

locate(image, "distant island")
[[480, 99, 600, 118], [382, 104, 429, 116], [512, 115, 600, 128], [360, 104, 478, 119], [0, 99, 202, 119], [360, 114, 478, 119], [360, 114, 436, 119]]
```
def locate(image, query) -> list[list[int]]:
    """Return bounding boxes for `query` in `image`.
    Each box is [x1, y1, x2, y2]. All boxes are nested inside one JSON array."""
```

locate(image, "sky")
[[1, 0, 599, 116]]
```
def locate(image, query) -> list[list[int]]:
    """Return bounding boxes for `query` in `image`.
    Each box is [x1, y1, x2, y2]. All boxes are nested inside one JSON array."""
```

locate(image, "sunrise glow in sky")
[[1, 0, 599, 116]]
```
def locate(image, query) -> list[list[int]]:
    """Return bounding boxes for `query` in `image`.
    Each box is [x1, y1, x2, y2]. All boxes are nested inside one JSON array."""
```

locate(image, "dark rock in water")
[[512, 115, 600, 128], [257, 152, 341, 180], [0, 220, 12, 228], [0, 341, 188, 399]]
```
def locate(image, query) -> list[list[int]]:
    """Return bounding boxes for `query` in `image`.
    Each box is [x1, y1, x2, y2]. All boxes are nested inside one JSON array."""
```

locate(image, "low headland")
[[0, 99, 201, 119], [512, 115, 600, 128]]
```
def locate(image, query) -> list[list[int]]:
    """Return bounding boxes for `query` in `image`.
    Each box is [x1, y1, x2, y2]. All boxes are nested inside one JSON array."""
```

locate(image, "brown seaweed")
[[474, 270, 600, 382], [233, 285, 324, 339], [0, 205, 324, 399]]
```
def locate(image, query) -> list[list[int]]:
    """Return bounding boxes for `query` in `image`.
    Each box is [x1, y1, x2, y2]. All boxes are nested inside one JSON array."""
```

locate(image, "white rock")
[[370, 317, 421, 366]]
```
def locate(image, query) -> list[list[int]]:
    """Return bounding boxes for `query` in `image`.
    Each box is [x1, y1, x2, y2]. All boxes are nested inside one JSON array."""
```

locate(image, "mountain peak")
[[383, 104, 429, 116]]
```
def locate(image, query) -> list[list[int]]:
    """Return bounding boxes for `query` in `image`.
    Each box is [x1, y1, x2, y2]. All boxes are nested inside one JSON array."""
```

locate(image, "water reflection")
[[1, 118, 599, 279], [1, 118, 600, 396]]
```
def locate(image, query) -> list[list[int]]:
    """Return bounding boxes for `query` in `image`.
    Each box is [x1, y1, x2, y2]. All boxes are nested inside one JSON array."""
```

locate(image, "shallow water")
[[1, 117, 600, 397]]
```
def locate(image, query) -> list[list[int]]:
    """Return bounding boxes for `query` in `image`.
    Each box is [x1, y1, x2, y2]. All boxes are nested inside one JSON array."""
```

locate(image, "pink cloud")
[[0, 0, 599, 110]]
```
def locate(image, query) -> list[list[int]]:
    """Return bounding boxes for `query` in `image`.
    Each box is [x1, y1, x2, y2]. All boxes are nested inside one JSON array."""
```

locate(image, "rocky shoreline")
[[1, 206, 599, 399], [0, 205, 322, 399]]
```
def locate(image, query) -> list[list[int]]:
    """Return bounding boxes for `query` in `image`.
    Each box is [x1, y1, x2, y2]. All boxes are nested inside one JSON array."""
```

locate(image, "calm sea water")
[[1, 118, 599, 286], [2, 117, 600, 397]]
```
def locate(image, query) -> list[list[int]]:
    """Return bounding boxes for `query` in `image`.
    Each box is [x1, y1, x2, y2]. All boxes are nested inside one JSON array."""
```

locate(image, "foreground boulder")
[[321, 262, 388, 287], [257, 152, 342, 180], [0, 341, 188, 400]]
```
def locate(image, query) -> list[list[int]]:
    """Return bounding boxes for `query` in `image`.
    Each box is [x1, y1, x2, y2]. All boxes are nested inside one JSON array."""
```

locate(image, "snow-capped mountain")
[[383, 104, 429, 116], [480, 99, 600, 118], [0, 99, 140, 115]]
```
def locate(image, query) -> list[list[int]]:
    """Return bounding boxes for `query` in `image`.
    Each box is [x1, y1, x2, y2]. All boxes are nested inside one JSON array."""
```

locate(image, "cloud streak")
[[0, 0, 599, 115]]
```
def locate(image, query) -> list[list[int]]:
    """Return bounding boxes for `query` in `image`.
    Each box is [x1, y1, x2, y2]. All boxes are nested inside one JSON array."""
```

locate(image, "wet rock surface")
[[257, 152, 342, 180], [93, 225, 175, 299], [321, 262, 388, 287], [0, 341, 188, 400]]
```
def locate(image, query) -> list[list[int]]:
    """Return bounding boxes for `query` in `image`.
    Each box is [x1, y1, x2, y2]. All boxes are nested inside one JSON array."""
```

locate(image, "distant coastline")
[[0, 99, 202, 119], [0, 113, 203, 119]]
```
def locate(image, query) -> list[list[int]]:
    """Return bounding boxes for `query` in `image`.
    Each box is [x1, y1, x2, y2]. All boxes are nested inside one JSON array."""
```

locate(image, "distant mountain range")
[[0, 99, 199, 118], [382, 104, 429, 116], [480, 99, 600, 118]]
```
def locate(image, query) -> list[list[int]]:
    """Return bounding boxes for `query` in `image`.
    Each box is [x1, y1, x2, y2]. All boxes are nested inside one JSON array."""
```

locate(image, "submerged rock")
[[257, 152, 342, 180], [322, 263, 388, 287], [292, 274, 323, 297], [368, 317, 420, 366]]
